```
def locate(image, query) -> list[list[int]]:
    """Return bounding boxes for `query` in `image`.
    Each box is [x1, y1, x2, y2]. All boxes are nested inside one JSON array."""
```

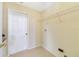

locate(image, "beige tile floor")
[[10, 47, 55, 57]]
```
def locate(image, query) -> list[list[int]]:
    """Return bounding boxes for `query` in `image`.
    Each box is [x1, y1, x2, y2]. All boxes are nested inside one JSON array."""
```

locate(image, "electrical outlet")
[[58, 48, 64, 53], [64, 55, 67, 57]]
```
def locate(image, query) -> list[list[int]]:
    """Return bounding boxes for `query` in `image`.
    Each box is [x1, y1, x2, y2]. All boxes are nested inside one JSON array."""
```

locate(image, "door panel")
[[8, 9, 29, 55]]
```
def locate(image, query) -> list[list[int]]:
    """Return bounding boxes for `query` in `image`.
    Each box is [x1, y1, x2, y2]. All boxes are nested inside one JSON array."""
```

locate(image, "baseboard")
[[8, 44, 41, 57], [27, 43, 43, 50], [43, 46, 58, 57]]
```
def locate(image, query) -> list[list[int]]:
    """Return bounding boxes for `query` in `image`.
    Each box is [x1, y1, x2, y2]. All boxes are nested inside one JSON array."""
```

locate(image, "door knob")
[[25, 33, 28, 35]]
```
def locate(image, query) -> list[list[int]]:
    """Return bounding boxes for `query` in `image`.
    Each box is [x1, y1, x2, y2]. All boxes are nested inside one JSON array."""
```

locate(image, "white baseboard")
[[43, 46, 58, 57]]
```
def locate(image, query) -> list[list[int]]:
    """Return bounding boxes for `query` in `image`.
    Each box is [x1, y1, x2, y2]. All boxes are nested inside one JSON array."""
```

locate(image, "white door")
[[8, 9, 29, 55]]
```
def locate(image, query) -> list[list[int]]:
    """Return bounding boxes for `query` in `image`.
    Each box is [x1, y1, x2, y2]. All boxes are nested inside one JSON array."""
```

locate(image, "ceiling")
[[17, 2, 58, 12]]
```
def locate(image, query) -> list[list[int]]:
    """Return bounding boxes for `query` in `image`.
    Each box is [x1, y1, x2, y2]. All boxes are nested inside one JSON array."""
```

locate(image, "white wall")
[[43, 5, 79, 57], [27, 16, 37, 49], [43, 18, 64, 57]]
